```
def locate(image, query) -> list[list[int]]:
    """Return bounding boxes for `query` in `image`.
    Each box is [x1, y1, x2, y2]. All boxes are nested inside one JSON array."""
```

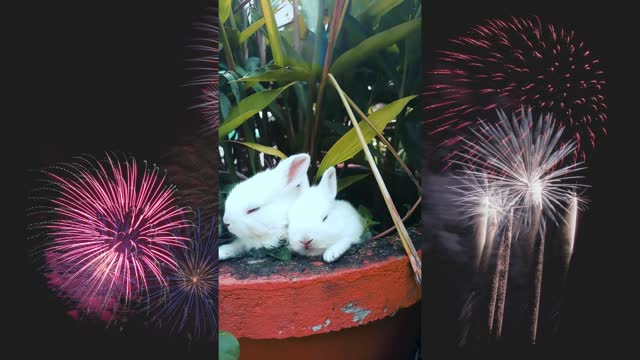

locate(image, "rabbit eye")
[[322, 215, 328, 222], [247, 207, 260, 214]]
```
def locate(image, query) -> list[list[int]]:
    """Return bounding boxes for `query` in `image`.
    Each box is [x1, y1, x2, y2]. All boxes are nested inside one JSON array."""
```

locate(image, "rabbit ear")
[[319, 167, 337, 199], [277, 153, 310, 186]]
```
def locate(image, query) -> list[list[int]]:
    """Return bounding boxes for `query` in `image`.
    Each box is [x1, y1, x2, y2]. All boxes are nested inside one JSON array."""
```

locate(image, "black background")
[[15, 0, 634, 358], [19, 0, 212, 358], [423, 0, 633, 358]]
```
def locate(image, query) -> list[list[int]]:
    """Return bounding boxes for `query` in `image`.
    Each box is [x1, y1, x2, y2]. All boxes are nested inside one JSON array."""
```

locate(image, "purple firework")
[[149, 210, 218, 339], [38, 154, 190, 317], [424, 16, 606, 163]]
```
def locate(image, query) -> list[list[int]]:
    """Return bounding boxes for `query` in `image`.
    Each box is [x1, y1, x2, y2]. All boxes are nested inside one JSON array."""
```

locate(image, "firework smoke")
[[163, 132, 217, 223], [34, 154, 190, 317], [425, 16, 606, 164], [150, 210, 218, 340], [187, 10, 219, 133]]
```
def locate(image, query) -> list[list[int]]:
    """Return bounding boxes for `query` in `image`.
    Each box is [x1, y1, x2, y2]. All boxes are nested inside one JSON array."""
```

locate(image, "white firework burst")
[[452, 170, 515, 271], [456, 107, 587, 228]]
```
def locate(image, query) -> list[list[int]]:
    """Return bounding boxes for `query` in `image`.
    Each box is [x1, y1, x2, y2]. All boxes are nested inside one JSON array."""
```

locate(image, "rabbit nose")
[[300, 239, 313, 246]]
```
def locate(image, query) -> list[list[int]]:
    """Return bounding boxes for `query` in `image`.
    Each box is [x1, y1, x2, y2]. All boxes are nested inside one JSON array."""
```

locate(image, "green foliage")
[[219, 0, 421, 234], [219, 331, 240, 360]]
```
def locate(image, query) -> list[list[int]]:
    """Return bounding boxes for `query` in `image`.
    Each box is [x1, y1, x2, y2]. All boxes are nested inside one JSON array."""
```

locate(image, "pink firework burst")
[[424, 16, 606, 163], [44, 250, 123, 322], [40, 154, 190, 317]]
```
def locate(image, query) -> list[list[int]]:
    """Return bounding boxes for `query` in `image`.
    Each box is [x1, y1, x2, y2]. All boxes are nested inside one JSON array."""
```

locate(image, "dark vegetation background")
[[422, 0, 633, 357], [20, 0, 214, 358]]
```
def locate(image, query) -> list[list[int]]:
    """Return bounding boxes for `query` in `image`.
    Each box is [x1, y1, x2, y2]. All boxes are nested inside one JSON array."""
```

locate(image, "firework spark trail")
[[150, 210, 218, 339], [562, 194, 579, 275], [424, 16, 606, 164], [493, 208, 513, 340], [38, 154, 190, 316], [530, 222, 547, 344]]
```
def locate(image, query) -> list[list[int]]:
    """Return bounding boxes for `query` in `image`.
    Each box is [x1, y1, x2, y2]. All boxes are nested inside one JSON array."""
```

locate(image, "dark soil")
[[219, 225, 422, 280]]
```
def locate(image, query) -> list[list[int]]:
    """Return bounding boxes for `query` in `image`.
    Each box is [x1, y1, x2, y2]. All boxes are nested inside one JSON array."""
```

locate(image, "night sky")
[[423, 0, 633, 357], [20, 0, 212, 358]]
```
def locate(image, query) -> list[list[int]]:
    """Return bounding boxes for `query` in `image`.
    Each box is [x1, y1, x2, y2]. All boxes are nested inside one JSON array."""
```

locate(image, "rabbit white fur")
[[220, 153, 311, 260], [288, 167, 365, 263]]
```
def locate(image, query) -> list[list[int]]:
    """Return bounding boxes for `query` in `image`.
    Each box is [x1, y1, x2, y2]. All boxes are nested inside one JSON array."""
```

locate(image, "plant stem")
[[344, 94, 421, 190], [384, 25, 412, 173], [259, 0, 285, 66], [222, 142, 237, 183], [233, 0, 252, 13], [342, 93, 422, 242], [292, 0, 301, 52], [220, 22, 236, 72], [311, 0, 349, 165], [328, 73, 421, 285]]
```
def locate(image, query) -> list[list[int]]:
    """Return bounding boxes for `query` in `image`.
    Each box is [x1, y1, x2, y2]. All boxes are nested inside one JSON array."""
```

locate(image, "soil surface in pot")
[[219, 225, 421, 279]]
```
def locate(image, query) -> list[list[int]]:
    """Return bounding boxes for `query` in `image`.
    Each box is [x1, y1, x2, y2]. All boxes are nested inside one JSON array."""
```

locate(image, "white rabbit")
[[220, 153, 311, 260], [287, 167, 365, 263]]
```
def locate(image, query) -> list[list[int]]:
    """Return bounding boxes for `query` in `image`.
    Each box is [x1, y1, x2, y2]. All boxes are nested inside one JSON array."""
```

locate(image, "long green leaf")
[[329, 17, 420, 76], [228, 140, 287, 159], [316, 95, 416, 179], [239, 17, 266, 43], [259, 0, 285, 66], [219, 82, 297, 140], [233, 64, 310, 84], [221, 71, 242, 103], [239, 4, 287, 44], [220, 0, 232, 24], [356, 0, 403, 20], [220, 93, 232, 120], [337, 173, 370, 192], [219, 331, 240, 360]]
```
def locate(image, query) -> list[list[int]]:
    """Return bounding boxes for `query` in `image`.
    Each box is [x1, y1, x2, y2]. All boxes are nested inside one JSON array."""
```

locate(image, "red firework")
[[40, 154, 190, 317], [424, 16, 606, 163]]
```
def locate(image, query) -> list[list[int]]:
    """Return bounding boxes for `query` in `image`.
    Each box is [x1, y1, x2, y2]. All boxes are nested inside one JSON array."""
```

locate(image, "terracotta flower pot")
[[219, 228, 422, 360]]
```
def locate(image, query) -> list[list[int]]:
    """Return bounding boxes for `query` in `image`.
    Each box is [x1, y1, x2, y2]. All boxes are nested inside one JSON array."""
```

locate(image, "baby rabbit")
[[288, 167, 365, 263], [220, 153, 311, 260]]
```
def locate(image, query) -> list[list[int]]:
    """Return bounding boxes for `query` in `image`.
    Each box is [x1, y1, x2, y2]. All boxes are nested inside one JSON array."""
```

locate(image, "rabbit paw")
[[219, 244, 237, 260], [323, 246, 345, 263]]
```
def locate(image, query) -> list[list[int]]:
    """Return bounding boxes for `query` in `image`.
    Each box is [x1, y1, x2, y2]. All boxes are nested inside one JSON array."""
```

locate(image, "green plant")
[[219, 331, 240, 360], [219, 0, 422, 281]]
